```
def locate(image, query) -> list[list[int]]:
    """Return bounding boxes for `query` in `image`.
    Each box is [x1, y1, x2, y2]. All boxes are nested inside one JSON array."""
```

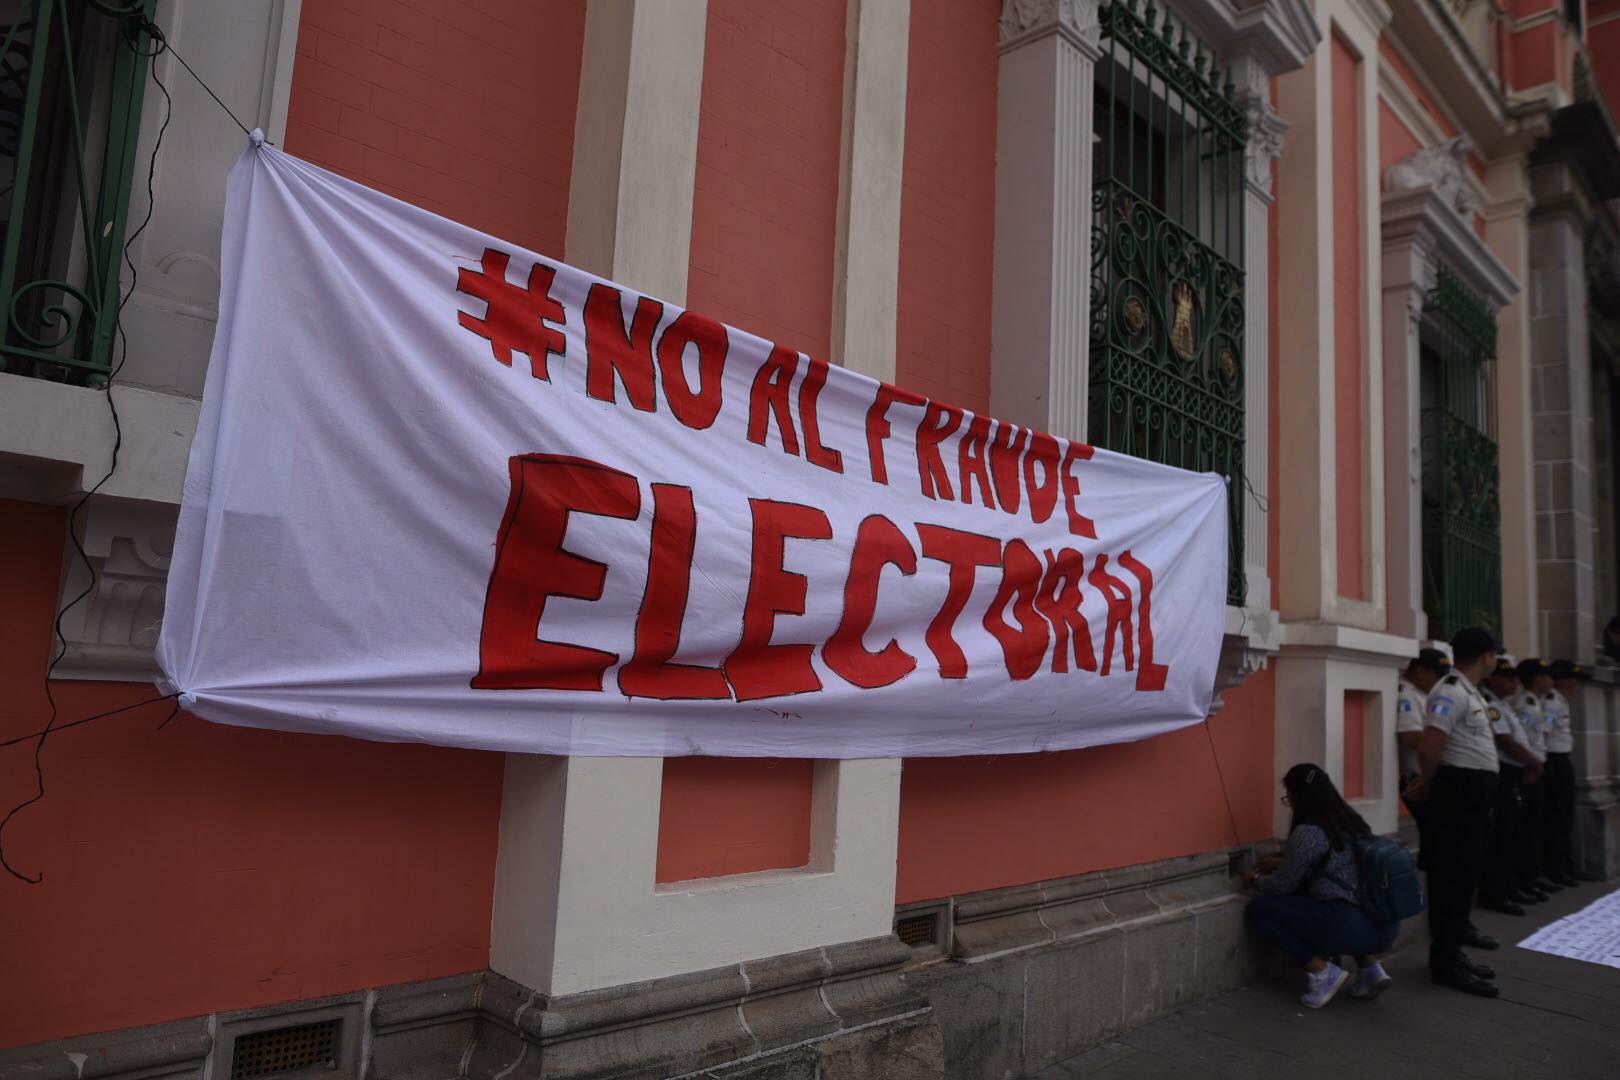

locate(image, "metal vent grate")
[[895, 914, 936, 947], [231, 1020, 341, 1080]]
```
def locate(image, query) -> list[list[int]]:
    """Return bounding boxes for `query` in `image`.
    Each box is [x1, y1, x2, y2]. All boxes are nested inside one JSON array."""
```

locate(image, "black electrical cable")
[[0, 18, 174, 885], [0, 694, 178, 750]]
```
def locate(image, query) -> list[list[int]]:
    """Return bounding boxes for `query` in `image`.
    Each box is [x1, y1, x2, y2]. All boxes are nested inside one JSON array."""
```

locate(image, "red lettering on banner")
[[1023, 432, 1061, 525], [988, 422, 1029, 514], [472, 455, 640, 691], [1061, 442, 1099, 539], [748, 346, 802, 456], [984, 539, 1049, 680], [917, 524, 1002, 679], [824, 515, 918, 688], [456, 249, 566, 380], [657, 311, 728, 429], [1118, 550, 1169, 692], [1088, 553, 1136, 677], [916, 402, 963, 501], [865, 383, 924, 485], [583, 284, 661, 412], [619, 484, 731, 700], [1036, 548, 1097, 673], [957, 414, 995, 509], [799, 358, 845, 474], [726, 500, 834, 701]]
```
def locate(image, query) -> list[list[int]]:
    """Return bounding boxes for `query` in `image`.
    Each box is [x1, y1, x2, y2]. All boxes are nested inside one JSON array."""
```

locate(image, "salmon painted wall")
[[656, 759, 814, 883], [1591, 1, 1620, 109], [1332, 34, 1366, 602], [1342, 690, 1368, 799], [0, 502, 502, 1047], [895, 0, 998, 413], [896, 669, 1278, 904], [658, 0, 846, 883], [685, 0, 845, 359], [284, 0, 585, 257]]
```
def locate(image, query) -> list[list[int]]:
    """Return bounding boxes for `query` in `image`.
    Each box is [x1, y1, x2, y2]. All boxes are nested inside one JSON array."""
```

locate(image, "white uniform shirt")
[[1511, 689, 1548, 756], [1482, 686, 1539, 767], [1396, 676, 1426, 779], [1425, 671, 1503, 773], [1542, 689, 1575, 754]]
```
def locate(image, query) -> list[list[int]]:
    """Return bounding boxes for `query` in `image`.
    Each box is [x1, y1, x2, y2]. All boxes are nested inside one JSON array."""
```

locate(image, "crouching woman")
[[1245, 763, 1400, 1008]]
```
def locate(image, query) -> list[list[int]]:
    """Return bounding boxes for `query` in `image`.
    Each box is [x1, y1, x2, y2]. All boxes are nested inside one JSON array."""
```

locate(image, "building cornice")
[[1381, 184, 1519, 310], [1385, 0, 1511, 153], [1167, 0, 1321, 76]]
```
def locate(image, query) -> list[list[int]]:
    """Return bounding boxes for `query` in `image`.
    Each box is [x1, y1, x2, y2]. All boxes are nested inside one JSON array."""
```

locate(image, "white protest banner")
[[155, 141, 1229, 758]]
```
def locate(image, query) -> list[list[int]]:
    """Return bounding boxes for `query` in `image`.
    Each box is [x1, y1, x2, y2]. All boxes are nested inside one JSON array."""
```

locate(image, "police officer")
[[1510, 661, 1560, 900], [1408, 627, 1505, 996], [1397, 649, 1451, 867], [1542, 660, 1585, 885], [1478, 655, 1543, 915]]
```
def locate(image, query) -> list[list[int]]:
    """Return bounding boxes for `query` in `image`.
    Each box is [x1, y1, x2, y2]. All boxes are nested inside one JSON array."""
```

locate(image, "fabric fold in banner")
[[155, 142, 1229, 758]]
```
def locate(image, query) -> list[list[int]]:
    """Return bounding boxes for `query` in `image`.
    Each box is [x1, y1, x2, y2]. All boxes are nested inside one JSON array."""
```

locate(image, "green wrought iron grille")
[[1420, 264, 1501, 639], [1091, 0, 1248, 605], [0, 0, 154, 386]]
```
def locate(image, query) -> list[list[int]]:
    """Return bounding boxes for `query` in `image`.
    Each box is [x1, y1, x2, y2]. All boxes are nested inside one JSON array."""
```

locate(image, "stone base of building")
[[0, 938, 941, 1080], [1574, 779, 1620, 881], [0, 842, 1456, 1080], [898, 851, 1262, 1079]]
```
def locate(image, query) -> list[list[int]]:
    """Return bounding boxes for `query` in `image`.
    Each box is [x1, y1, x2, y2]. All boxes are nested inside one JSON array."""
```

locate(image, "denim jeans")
[[1245, 894, 1399, 967]]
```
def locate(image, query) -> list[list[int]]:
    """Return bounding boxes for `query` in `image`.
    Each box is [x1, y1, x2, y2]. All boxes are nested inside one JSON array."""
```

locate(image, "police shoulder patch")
[[1443, 674, 1459, 685]]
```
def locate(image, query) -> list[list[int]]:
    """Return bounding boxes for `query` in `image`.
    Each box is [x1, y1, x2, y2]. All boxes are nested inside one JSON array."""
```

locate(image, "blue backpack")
[[1352, 835, 1425, 922]]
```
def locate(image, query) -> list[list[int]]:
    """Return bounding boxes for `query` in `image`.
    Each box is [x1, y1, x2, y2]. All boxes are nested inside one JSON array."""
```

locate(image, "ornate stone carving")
[[998, 0, 1101, 50], [1208, 629, 1276, 714], [1238, 91, 1289, 197], [1383, 135, 1481, 219], [53, 502, 176, 681]]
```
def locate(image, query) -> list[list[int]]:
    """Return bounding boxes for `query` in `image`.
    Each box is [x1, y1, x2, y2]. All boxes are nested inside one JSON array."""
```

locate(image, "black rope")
[[124, 14, 259, 141], [0, 694, 178, 750], [0, 21, 174, 885], [1202, 715, 1244, 848]]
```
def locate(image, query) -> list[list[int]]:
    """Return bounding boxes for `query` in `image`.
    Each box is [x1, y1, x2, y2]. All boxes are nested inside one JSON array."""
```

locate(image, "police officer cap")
[[1549, 659, 1590, 680], [1412, 648, 1451, 674], [1450, 626, 1503, 661], [1516, 657, 1549, 682], [1494, 653, 1520, 676]]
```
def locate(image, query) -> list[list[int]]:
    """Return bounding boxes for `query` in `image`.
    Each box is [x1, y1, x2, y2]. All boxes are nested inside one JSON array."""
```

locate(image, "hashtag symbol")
[[456, 248, 567, 380]]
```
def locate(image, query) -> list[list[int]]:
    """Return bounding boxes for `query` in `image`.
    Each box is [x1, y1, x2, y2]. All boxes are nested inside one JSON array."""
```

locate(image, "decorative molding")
[[1167, 0, 1321, 76], [998, 0, 1102, 55], [53, 501, 177, 682], [1381, 183, 1518, 311], [1238, 91, 1289, 199], [1385, 135, 1481, 220]]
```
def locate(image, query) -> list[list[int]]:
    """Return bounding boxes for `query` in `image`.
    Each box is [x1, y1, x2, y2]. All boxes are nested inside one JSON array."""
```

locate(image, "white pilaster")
[[1235, 68, 1287, 618], [830, 0, 911, 383], [493, 0, 909, 999], [990, 0, 1101, 441]]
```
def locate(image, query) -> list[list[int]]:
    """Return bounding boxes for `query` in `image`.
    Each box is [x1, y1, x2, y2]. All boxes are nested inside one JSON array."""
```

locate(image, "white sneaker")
[[1300, 961, 1350, 1009], [1348, 961, 1393, 1000]]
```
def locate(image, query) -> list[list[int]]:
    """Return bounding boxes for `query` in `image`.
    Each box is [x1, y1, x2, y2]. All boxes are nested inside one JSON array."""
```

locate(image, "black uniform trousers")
[[1517, 776, 1546, 888], [1425, 764, 1497, 970], [1480, 762, 1523, 902], [1544, 751, 1577, 880]]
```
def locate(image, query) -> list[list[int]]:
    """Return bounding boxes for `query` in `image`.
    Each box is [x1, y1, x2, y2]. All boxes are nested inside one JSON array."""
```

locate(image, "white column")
[[990, 0, 1101, 441], [1379, 205, 1434, 642], [1235, 68, 1287, 618], [830, 0, 911, 383], [494, 0, 910, 999]]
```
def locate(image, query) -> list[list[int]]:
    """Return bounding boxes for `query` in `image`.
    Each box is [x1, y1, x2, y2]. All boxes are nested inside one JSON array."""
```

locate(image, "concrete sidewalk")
[[1028, 880, 1620, 1079]]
